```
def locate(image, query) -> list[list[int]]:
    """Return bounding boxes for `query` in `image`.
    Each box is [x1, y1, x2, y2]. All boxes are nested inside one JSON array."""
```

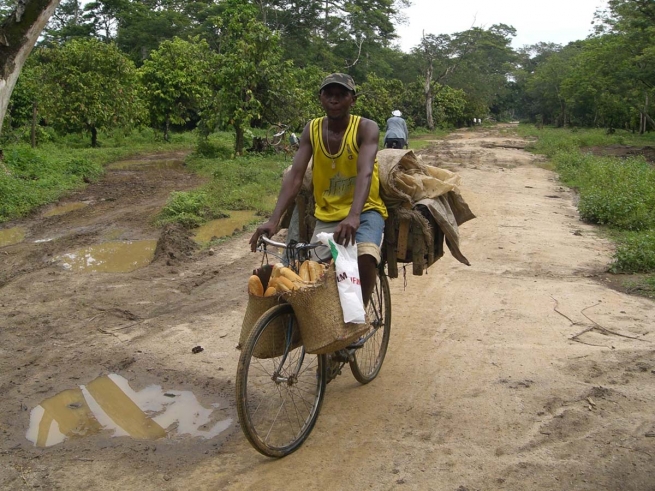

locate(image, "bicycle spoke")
[[237, 301, 326, 457]]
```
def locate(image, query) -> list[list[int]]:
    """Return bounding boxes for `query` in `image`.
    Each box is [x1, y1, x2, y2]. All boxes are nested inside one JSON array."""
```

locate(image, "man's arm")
[[249, 122, 313, 251], [403, 119, 409, 146], [333, 118, 379, 246]]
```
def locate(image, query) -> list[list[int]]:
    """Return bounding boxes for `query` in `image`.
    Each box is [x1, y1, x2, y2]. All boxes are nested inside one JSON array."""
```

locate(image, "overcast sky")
[[394, 0, 609, 52]]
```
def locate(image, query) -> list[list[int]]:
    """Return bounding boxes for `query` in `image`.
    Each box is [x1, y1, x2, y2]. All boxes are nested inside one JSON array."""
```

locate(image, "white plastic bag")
[[316, 232, 366, 324]]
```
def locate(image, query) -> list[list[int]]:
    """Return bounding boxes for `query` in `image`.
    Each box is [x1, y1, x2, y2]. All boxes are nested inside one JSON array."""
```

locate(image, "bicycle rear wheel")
[[266, 125, 285, 147], [236, 304, 327, 457], [349, 267, 391, 384]]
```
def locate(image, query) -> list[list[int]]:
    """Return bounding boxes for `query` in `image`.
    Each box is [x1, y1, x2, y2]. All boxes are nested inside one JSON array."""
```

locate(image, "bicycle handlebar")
[[259, 235, 322, 251]]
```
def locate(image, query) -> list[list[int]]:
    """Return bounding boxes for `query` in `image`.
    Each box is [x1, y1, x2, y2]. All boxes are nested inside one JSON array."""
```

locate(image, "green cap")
[[319, 73, 356, 93]]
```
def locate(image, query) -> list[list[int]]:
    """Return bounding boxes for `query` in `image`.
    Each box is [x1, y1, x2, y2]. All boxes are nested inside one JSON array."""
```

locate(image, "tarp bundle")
[[377, 149, 475, 276]]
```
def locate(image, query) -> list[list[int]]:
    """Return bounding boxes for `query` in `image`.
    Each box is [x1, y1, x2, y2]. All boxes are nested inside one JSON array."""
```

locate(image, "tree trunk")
[[31, 100, 37, 147], [0, 0, 62, 138], [91, 126, 97, 147], [644, 93, 651, 133], [235, 124, 244, 156], [164, 117, 170, 142], [424, 61, 434, 131]]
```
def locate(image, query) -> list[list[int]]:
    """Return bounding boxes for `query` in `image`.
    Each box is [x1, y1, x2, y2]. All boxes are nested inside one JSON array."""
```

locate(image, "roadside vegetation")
[[0, 130, 195, 223], [156, 132, 289, 228], [518, 126, 655, 297], [1, 0, 654, 300]]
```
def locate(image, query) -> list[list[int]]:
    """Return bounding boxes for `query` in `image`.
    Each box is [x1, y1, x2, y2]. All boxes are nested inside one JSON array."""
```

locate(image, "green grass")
[[517, 125, 655, 277], [0, 128, 196, 223], [516, 126, 655, 157], [156, 131, 288, 227]]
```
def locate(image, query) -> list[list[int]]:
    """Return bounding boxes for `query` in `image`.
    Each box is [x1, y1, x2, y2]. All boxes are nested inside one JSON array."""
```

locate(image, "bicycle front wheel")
[[266, 125, 285, 146], [236, 304, 327, 458], [349, 267, 392, 384]]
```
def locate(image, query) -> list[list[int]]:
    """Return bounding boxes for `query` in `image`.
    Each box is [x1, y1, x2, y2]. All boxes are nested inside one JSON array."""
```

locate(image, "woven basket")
[[285, 264, 369, 354], [239, 295, 300, 359]]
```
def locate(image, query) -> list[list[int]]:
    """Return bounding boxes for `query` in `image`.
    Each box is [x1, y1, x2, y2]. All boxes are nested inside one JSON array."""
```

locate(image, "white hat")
[[392, 110, 402, 117]]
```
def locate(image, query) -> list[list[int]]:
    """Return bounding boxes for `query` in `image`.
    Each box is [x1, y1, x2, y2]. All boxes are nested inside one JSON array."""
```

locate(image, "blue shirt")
[[384, 116, 408, 141]]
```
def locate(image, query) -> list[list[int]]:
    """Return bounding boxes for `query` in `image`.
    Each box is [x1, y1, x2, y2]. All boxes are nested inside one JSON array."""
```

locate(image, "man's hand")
[[249, 220, 278, 252], [333, 214, 360, 246]]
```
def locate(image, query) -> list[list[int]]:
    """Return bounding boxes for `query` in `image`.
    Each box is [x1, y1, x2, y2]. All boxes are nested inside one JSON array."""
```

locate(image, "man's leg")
[[353, 211, 385, 307], [310, 211, 385, 306], [358, 254, 377, 307]]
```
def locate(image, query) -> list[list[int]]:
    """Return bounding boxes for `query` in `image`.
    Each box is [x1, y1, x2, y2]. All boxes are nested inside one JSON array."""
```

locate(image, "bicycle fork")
[[271, 319, 304, 387]]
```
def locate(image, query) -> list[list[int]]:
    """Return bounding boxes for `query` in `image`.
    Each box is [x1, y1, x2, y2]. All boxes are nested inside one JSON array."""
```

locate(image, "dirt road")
[[1, 127, 654, 490]]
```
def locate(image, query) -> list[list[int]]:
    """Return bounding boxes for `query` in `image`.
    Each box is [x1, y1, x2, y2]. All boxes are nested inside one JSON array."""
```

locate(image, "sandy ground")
[[1, 126, 654, 491]]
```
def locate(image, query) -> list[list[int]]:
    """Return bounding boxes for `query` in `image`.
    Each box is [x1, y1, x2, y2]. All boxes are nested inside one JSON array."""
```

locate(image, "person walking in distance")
[[250, 73, 387, 307], [384, 110, 409, 149]]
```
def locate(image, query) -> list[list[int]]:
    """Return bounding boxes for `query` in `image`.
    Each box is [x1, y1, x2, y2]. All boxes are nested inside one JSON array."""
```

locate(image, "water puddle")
[[56, 240, 157, 273], [43, 202, 88, 217], [107, 159, 185, 171], [0, 227, 26, 248], [193, 210, 258, 244], [26, 374, 232, 448]]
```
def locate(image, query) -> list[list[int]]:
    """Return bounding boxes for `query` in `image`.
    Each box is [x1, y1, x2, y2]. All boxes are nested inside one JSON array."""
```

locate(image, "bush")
[[0, 147, 82, 221], [569, 156, 655, 230], [612, 232, 655, 273], [520, 125, 655, 276], [156, 191, 212, 228], [65, 157, 104, 182]]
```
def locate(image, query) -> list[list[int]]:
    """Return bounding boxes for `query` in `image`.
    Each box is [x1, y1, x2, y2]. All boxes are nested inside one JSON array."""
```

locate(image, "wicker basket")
[[238, 294, 300, 359], [285, 264, 369, 354]]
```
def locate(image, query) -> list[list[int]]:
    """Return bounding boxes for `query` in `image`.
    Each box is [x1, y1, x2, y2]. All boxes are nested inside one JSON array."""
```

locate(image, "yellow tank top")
[[309, 115, 388, 222]]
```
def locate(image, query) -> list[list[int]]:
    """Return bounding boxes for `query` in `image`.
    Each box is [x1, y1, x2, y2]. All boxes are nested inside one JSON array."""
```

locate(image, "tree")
[[0, 0, 61, 138], [252, 0, 409, 75], [592, 0, 655, 132], [139, 37, 215, 140], [42, 0, 92, 44], [413, 33, 452, 130], [209, 1, 293, 154], [38, 38, 145, 146], [356, 73, 405, 127]]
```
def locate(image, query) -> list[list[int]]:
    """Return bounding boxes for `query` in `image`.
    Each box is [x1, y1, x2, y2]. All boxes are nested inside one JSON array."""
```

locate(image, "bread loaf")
[[248, 275, 264, 296], [275, 276, 296, 292], [264, 286, 277, 297], [271, 263, 284, 279], [280, 267, 304, 283], [307, 260, 324, 282], [299, 261, 311, 282]]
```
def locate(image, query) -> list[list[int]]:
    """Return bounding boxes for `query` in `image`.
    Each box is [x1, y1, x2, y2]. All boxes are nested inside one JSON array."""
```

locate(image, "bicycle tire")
[[236, 303, 327, 458], [349, 267, 392, 384], [266, 125, 285, 147]]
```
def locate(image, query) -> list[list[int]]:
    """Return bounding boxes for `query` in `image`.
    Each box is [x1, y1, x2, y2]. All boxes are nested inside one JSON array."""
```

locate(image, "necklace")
[[326, 118, 336, 169]]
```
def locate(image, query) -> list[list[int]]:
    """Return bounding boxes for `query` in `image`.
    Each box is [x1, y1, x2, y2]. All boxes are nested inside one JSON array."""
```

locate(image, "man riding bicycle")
[[250, 73, 387, 306]]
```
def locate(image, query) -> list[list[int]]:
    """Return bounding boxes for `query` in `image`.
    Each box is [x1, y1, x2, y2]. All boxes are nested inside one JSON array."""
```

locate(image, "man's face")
[[319, 84, 356, 119]]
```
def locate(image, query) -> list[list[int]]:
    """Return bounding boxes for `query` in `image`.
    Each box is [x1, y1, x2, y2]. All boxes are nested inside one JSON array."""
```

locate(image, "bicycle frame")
[[272, 316, 307, 386]]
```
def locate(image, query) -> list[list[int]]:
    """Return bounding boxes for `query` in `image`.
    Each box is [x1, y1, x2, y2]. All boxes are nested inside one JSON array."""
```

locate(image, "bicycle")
[[235, 235, 392, 458], [266, 123, 299, 155]]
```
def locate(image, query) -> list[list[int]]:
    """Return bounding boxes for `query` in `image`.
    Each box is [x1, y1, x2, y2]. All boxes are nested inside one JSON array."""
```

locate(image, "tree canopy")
[[2, 0, 654, 146]]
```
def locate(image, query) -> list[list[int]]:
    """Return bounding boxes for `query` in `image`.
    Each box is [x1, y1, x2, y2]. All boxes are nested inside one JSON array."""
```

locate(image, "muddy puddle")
[[43, 202, 88, 217], [107, 159, 185, 171], [26, 373, 232, 448], [56, 240, 158, 273], [0, 226, 26, 247], [193, 210, 258, 244]]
